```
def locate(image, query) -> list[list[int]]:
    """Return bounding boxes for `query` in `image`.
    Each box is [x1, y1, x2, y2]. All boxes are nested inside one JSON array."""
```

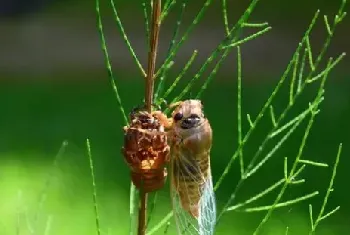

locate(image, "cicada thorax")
[[122, 107, 170, 193]]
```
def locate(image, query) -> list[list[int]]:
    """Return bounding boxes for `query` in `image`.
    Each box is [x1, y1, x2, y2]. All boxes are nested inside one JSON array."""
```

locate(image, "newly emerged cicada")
[[155, 99, 216, 235]]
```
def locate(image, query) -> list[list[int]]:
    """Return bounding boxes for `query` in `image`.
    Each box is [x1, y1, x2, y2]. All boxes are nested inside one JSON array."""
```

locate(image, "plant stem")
[[145, 0, 161, 112], [86, 139, 102, 235], [139, 1, 161, 234], [138, 190, 148, 235]]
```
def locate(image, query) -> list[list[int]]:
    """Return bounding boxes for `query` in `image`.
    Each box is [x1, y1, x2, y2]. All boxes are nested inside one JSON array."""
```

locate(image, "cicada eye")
[[174, 112, 183, 121]]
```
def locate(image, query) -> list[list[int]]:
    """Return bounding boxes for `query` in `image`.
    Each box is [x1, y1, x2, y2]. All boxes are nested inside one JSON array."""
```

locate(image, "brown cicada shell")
[[121, 107, 170, 193]]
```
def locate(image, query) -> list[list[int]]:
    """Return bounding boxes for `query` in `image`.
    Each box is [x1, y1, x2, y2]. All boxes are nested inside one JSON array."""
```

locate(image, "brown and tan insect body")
[[169, 100, 213, 218], [122, 108, 170, 193], [141, 100, 216, 234], [152, 100, 215, 222]]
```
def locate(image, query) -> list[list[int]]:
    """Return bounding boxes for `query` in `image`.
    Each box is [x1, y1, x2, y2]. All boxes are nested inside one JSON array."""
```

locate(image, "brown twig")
[[138, 190, 148, 235], [145, 0, 161, 113], [139, 1, 162, 235]]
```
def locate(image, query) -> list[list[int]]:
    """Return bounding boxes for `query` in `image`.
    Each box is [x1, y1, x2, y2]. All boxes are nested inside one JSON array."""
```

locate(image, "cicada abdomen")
[[169, 99, 216, 235], [122, 107, 170, 193]]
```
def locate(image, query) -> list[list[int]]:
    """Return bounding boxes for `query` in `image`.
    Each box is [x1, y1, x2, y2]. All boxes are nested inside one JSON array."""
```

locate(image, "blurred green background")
[[0, 0, 349, 234]]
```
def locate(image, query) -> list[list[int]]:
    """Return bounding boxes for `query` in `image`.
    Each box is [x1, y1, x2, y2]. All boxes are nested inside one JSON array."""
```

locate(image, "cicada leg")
[[151, 110, 173, 129], [168, 101, 183, 109]]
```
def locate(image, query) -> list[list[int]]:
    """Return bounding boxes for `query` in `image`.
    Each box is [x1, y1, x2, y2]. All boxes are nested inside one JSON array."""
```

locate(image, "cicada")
[[155, 99, 216, 235]]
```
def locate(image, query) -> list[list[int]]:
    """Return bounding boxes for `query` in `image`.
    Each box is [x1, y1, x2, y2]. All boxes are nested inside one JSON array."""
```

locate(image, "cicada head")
[[122, 106, 170, 192], [170, 99, 212, 154], [171, 99, 206, 131]]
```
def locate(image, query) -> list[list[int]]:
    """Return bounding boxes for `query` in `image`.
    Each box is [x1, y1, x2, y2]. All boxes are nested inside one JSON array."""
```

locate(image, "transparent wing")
[[171, 154, 216, 235], [172, 190, 199, 235], [198, 175, 216, 235]]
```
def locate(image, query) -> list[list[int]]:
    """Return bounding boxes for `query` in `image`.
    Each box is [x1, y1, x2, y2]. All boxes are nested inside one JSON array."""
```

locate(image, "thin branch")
[[110, 0, 146, 77], [310, 143, 343, 234], [96, 0, 128, 125], [155, 1, 187, 100], [138, 191, 148, 235], [145, 0, 162, 112], [222, 0, 230, 35], [86, 139, 102, 235], [140, 1, 162, 234], [237, 46, 244, 177], [142, 0, 150, 48]]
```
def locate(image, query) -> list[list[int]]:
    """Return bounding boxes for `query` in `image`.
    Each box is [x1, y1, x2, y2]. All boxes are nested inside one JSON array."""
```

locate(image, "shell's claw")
[[134, 127, 168, 137]]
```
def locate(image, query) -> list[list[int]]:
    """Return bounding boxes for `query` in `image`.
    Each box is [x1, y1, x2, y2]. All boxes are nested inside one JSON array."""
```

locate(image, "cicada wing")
[[170, 155, 216, 235], [171, 188, 199, 235], [198, 173, 216, 235]]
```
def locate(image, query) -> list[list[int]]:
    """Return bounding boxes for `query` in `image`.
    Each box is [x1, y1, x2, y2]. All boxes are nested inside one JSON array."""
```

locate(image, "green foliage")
[[93, 0, 347, 234], [7, 0, 345, 235]]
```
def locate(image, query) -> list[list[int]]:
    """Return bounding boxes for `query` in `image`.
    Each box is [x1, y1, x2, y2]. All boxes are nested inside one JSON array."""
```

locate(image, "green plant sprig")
[[243, 11, 347, 180], [154, 0, 214, 79], [298, 47, 308, 92], [158, 0, 264, 111], [17, 141, 68, 235], [86, 139, 102, 235], [244, 191, 319, 212], [220, 53, 343, 226], [157, 0, 266, 112], [214, 9, 321, 193], [227, 164, 306, 212], [243, 22, 269, 28], [96, 0, 128, 125], [146, 192, 158, 228], [289, 50, 300, 105], [222, 26, 272, 49], [155, 1, 188, 101], [269, 102, 322, 139], [216, 2, 346, 227], [195, 25, 271, 99], [109, 0, 146, 77], [298, 159, 328, 167], [171, 0, 263, 104], [244, 95, 323, 179], [217, 91, 323, 222], [16, 190, 21, 235], [163, 221, 171, 234], [309, 143, 343, 234], [162, 50, 198, 102], [142, 0, 150, 48], [237, 46, 244, 177], [147, 213, 173, 235], [161, 0, 176, 21], [32, 140, 68, 231], [96, 2, 133, 231], [252, 57, 334, 234], [222, 0, 230, 35], [43, 215, 53, 235], [214, 2, 346, 200]]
